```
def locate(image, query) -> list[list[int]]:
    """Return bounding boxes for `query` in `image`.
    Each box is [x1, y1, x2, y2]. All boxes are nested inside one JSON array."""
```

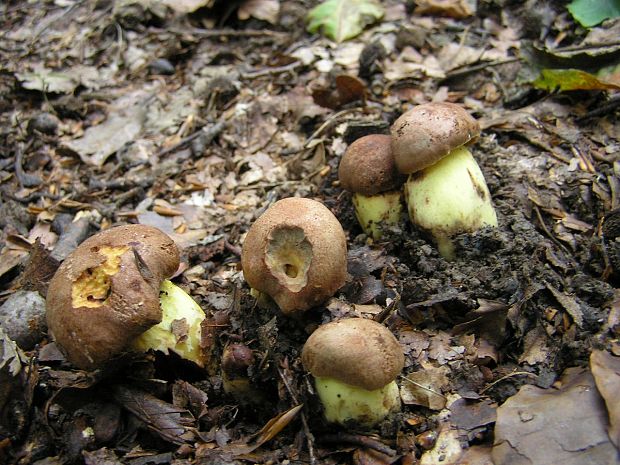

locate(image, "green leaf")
[[306, 0, 384, 42], [532, 68, 620, 91], [567, 0, 620, 27]]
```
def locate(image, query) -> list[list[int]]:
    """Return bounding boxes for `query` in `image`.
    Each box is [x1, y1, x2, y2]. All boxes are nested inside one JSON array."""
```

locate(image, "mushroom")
[[391, 102, 498, 259], [241, 197, 347, 315], [46, 224, 206, 370], [338, 134, 405, 239], [301, 318, 404, 426]]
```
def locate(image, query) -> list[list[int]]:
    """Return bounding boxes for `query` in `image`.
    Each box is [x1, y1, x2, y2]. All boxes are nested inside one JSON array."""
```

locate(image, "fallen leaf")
[[533, 68, 620, 92], [567, 0, 620, 27], [590, 350, 620, 448], [400, 363, 449, 410], [493, 367, 617, 465], [238, 0, 280, 24], [414, 0, 476, 18], [113, 385, 198, 445], [306, 0, 384, 42], [224, 404, 303, 455]]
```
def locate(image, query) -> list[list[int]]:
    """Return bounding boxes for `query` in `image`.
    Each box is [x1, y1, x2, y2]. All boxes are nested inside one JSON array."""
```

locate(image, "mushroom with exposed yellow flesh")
[[391, 102, 498, 259], [301, 318, 404, 427], [338, 134, 405, 240], [46, 224, 207, 370], [241, 197, 348, 315]]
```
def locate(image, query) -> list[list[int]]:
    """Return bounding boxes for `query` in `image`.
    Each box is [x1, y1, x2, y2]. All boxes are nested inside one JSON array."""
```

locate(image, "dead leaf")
[[113, 385, 198, 445], [449, 398, 497, 441], [545, 282, 584, 327], [420, 423, 463, 465], [224, 404, 303, 456], [238, 0, 280, 24], [400, 363, 449, 410], [493, 367, 617, 465], [414, 0, 476, 18], [590, 350, 620, 448], [60, 90, 149, 166]]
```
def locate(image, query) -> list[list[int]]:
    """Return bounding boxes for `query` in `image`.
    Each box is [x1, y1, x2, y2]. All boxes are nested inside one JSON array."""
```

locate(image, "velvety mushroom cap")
[[301, 318, 404, 391], [338, 134, 404, 195], [46, 224, 180, 370], [241, 197, 347, 314], [391, 102, 481, 174]]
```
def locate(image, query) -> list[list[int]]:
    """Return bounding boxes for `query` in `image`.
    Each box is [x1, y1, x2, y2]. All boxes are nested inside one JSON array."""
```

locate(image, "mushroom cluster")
[[241, 197, 348, 315], [338, 102, 498, 258], [46, 224, 207, 370]]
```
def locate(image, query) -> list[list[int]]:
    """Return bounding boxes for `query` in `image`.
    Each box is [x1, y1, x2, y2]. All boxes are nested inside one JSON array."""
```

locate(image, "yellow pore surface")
[[71, 246, 128, 308]]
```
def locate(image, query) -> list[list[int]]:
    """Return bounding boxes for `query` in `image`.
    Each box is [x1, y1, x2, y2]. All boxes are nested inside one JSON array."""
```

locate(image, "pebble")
[[0, 290, 47, 350]]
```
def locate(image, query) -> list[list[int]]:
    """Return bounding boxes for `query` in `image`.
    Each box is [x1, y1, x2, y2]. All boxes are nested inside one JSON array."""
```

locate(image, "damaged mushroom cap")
[[46, 224, 179, 370], [241, 197, 347, 315], [391, 102, 481, 174], [338, 134, 404, 195], [301, 318, 404, 391]]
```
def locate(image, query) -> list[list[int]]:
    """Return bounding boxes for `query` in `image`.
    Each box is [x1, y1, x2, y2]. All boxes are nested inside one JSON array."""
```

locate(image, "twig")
[[242, 61, 302, 79], [401, 375, 447, 399], [277, 366, 316, 465], [318, 432, 396, 456], [441, 58, 520, 81], [480, 370, 536, 394], [155, 120, 226, 159], [164, 27, 286, 39]]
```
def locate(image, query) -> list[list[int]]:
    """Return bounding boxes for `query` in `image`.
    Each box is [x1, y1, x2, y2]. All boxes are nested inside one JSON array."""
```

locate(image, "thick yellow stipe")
[[353, 191, 402, 240], [71, 246, 129, 308], [314, 376, 401, 426]]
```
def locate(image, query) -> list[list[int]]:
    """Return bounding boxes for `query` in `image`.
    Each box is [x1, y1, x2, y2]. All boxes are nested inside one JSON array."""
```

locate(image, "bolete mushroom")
[[46, 224, 206, 370], [390, 102, 498, 259], [301, 318, 404, 426], [338, 134, 404, 239], [241, 197, 347, 315]]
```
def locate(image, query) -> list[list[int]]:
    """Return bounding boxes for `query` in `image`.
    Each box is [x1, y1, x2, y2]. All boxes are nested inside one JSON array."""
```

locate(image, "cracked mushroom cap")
[[46, 224, 180, 370], [391, 102, 481, 174], [338, 134, 404, 196], [241, 197, 347, 314], [301, 318, 404, 391]]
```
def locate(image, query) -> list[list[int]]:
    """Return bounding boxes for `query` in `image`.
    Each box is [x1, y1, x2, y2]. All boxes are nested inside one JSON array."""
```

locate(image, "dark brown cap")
[[338, 134, 404, 195], [301, 318, 404, 391], [391, 102, 480, 174]]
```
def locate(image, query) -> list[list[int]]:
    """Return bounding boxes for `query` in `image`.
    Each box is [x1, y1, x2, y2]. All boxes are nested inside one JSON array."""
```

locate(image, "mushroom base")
[[132, 280, 206, 367], [314, 376, 401, 427], [352, 191, 403, 240], [405, 145, 498, 259]]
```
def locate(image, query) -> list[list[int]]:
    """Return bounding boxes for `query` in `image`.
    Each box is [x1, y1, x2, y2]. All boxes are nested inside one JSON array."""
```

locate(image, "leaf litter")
[[0, 0, 619, 464]]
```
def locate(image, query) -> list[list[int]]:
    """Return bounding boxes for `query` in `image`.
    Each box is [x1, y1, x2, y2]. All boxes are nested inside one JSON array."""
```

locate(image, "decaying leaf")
[[60, 90, 149, 166], [590, 350, 620, 448], [306, 0, 384, 42], [414, 0, 476, 18], [420, 423, 463, 465], [493, 367, 617, 465], [533, 68, 620, 92], [223, 404, 303, 456], [113, 385, 198, 445], [400, 363, 449, 410], [237, 0, 280, 24]]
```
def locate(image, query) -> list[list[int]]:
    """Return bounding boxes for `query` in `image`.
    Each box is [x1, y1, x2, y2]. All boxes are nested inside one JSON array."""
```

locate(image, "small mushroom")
[[241, 197, 347, 315], [46, 224, 195, 370], [391, 102, 498, 259], [338, 134, 405, 239], [301, 318, 404, 426]]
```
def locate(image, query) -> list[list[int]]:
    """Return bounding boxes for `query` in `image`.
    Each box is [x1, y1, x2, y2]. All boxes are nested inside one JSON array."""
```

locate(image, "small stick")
[[318, 432, 396, 456]]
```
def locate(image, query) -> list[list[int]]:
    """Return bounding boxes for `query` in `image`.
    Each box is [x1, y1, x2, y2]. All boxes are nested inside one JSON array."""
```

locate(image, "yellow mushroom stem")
[[352, 191, 402, 240], [314, 376, 401, 426], [405, 145, 498, 259], [132, 280, 206, 367]]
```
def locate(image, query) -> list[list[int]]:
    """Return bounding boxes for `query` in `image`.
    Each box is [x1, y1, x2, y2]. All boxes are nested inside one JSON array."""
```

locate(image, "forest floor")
[[1, 0, 620, 464]]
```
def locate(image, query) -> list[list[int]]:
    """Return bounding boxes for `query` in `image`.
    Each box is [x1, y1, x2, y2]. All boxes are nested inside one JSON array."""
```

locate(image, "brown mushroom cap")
[[46, 224, 180, 370], [301, 318, 404, 391], [338, 134, 404, 196], [241, 197, 347, 314], [391, 102, 481, 174]]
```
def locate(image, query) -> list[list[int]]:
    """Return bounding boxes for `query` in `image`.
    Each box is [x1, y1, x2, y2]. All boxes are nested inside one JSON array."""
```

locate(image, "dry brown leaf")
[[493, 367, 617, 465], [224, 404, 303, 456], [237, 0, 280, 24], [400, 363, 449, 410], [414, 0, 476, 18], [590, 350, 620, 448]]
